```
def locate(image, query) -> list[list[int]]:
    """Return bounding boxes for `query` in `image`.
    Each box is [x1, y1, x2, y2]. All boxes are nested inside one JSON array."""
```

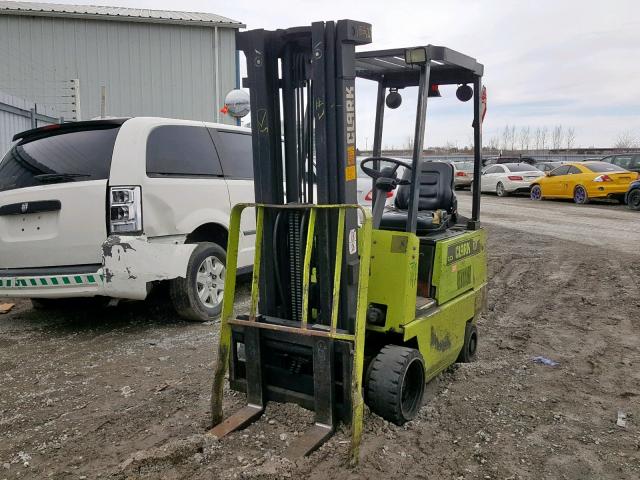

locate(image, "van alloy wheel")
[[196, 256, 225, 309]]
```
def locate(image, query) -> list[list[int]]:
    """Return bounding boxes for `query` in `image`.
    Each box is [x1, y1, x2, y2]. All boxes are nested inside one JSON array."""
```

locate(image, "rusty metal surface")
[[285, 423, 334, 458], [208, 405, 264, 439]]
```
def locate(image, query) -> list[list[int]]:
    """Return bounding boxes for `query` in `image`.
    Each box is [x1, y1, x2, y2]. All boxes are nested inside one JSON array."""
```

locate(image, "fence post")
[[30, 107, 37, 129]]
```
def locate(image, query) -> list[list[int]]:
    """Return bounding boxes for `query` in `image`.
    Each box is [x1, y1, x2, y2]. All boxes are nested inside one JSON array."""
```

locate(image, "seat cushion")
[[380, 210, 446, 235]]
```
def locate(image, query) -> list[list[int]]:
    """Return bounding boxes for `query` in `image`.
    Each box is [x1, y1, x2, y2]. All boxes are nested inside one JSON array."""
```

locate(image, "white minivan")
[[0, 117, 255, 321]]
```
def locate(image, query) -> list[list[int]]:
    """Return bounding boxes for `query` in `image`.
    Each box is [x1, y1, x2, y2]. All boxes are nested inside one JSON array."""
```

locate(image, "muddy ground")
[[1, 194, 639, 479]]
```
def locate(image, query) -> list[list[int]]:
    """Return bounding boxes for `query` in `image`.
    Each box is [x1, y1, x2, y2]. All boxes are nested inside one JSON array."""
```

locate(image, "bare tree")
[[534, 127, 542, 150], [614, 130, 638, 149], [551, 125, 564, 150], [405, 135, 414, 150], [509, 126, 517, 151], [566, 127, 576, 149], [519, 126, 531, 151], [540, 127, 548, 150], [488, 136, 500, 151], [501, 125, 511, 151]]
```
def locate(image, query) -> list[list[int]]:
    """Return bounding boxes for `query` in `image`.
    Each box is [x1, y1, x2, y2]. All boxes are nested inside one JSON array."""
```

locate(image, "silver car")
[[452, 161, 474, 189]]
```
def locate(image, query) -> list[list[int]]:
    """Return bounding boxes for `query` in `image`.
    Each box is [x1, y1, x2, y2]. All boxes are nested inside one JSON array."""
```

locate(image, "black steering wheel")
[[360, 157, 413, 185]]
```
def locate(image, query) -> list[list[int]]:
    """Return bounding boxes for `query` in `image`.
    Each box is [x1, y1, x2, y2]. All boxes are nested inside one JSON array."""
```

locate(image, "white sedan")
[[480, 162, 544, 196]]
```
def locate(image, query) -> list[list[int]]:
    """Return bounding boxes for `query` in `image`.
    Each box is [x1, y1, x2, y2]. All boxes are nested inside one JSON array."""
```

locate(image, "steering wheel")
[[360, 157, 413, 185]]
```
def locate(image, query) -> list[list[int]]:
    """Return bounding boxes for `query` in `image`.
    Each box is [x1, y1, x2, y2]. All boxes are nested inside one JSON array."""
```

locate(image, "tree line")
[[487, 125, 576, 151]]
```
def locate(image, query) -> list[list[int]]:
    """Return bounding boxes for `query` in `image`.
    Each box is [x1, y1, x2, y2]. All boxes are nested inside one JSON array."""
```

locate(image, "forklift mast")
[[237, 20, 372, 331]]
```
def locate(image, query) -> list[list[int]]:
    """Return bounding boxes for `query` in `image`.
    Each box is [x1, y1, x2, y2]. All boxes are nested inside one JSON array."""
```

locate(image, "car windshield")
[[583, 162, 629, 173], [0, 126, 120, 193], [505, 163, 539, 172]]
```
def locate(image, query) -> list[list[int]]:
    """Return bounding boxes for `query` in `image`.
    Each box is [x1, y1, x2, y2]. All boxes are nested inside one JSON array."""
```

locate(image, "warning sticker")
[[349, 229, 357, 255], [345, 165, 356, 181], [347, 145, 356, 165]]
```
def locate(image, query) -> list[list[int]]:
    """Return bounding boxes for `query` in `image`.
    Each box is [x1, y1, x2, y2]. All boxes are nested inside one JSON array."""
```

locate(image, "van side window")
[[146, 125, 223, 176], [211, 130, 254, 179]]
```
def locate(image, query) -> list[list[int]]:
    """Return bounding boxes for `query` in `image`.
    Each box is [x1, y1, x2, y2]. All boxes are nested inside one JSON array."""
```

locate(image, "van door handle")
[[0, 200, 62, 216]]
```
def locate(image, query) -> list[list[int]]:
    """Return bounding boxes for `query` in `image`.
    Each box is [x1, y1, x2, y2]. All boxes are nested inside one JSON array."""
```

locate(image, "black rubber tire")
[[170, 242, 226, 322], [627, 189, 640, 211], [573, 185, 590, 204], [457, 322, 478, 363], [496, 182, 508, 197], [365, 345, 426, 425], [530, 184, 543, 201]]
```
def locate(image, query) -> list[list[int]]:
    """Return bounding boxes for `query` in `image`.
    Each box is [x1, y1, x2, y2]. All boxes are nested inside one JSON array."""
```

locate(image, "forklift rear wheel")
[[366, 345, 426, 425], [457, 322, 478, 363]]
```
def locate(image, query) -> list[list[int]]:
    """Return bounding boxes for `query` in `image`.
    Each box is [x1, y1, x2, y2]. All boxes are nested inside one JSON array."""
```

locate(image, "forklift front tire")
[[366, 345, 426, 425], [457, 322, 478, 363]]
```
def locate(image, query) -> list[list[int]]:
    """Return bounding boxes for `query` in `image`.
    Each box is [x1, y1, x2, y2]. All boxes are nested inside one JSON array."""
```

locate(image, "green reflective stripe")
[[0, 273, 103, 288]]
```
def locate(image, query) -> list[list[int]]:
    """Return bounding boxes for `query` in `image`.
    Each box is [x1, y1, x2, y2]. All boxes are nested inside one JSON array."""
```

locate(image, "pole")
[[100, 86, 106, 118], [406, 62, 431, 234], [470, 76, 483, 228]]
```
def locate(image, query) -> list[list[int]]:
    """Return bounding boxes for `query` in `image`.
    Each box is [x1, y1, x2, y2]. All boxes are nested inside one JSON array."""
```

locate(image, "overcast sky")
[[28, 0, 640, 148]]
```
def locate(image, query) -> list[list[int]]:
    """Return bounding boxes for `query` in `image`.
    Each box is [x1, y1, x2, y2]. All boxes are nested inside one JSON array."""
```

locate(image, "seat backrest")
[[395, 161, 455, 212]]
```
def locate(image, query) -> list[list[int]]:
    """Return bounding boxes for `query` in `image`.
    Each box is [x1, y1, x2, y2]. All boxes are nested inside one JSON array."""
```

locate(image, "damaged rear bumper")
[[0, 235, 196, 300]]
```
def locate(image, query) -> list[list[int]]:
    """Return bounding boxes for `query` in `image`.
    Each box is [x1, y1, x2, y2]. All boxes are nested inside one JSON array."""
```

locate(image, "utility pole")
[[100, 86, 107, 118]]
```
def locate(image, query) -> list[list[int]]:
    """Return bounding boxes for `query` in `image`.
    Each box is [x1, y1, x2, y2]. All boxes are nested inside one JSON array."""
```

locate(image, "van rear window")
[[0, 126, 120, 193]]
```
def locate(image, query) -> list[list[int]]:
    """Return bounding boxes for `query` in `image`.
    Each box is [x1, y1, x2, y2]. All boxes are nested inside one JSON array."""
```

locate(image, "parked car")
[[625, 180, 640, 210], [0, 117, 256, 321], [600, 153, 640, 174], [480, 163, 544, 196], [451, 161, 474, 189], [356, 158, 402, 206], [483, 156, 536, 167], [535, 161, 564, 173], [530, 161, 638, 204]]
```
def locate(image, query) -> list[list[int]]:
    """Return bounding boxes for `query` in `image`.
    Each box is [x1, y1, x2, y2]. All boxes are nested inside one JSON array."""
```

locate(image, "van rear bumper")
[[0, 235, 196, 300]]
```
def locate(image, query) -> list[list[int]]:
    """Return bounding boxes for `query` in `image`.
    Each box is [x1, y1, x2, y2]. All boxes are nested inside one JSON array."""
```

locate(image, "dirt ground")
[[1, 193, 639, 480]]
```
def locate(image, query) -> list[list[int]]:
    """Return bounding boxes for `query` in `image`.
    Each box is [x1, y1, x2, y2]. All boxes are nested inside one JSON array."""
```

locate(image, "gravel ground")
[[1, 194, 639, 480]]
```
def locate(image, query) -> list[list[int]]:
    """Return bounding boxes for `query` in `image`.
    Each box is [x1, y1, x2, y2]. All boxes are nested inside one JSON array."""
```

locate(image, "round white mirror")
[[223, 89, 250, 118]]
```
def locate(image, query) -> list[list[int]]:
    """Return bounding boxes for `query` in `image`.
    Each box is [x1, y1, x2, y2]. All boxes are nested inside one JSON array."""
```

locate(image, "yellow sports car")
[[530, 161, 638, 204]]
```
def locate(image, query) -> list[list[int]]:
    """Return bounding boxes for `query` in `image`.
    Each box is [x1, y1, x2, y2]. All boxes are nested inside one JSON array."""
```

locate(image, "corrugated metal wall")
[[0, 90, 57, 154], [0, 14, 237, 124]]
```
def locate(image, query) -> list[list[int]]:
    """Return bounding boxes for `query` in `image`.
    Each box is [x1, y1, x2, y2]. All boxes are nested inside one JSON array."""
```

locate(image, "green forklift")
[[210, 20, 487, 464]]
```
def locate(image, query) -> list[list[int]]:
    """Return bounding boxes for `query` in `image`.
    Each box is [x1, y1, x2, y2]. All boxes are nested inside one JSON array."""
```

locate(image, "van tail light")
[[593, 175, 612, 182], [364, 190, 394, 201], [109, 186, 142, 234], [507, 175, 523, 181]]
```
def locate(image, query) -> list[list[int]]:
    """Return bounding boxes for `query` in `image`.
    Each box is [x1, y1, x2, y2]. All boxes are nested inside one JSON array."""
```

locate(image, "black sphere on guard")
[[456, 84, 473, 102], [386, 90, 402, 109]]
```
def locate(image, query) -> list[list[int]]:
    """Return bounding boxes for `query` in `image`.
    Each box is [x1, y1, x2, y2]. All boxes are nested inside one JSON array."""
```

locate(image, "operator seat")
[[379, 161, 457, 235]]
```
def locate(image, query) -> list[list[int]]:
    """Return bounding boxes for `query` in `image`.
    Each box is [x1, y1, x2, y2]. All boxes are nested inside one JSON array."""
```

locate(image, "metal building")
[[0, 1, 244, 124]]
